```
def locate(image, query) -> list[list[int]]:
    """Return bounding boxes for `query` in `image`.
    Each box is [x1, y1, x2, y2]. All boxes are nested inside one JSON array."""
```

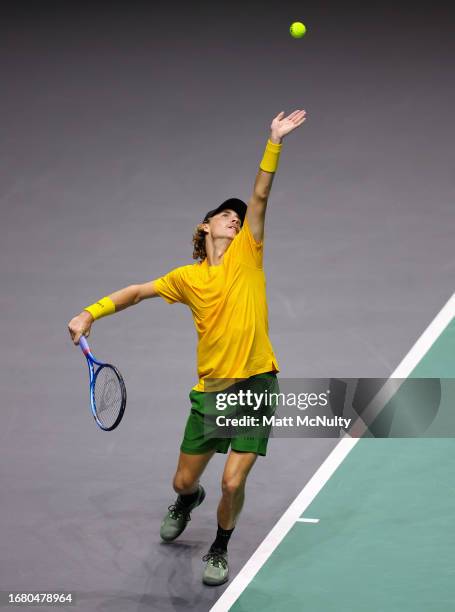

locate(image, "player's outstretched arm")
[[67, 282, 160, 345], [247, 109, 307, 242]]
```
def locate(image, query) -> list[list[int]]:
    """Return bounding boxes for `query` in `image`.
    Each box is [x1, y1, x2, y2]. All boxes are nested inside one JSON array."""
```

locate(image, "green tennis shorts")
[[180, 371, 280, 457]]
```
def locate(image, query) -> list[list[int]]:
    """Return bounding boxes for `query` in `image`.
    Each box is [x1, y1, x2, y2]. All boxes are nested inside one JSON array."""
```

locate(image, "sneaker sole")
[[202, 574, 229, 586]]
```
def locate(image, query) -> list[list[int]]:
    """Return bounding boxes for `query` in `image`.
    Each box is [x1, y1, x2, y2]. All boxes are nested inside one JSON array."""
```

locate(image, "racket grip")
[[79, 335, 90, 355]]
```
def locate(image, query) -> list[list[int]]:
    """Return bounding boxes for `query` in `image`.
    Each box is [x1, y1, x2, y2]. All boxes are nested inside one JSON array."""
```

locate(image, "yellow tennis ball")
[[290, 21, 306, 39]]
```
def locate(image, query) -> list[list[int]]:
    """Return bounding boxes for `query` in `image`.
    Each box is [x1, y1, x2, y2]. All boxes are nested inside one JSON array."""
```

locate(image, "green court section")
[[231, 318, 455, 612]]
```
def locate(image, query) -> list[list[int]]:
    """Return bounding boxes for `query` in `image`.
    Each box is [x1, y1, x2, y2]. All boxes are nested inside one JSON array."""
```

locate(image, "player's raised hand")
[[270, 109, 307, 139], [68, 311, 94, 345]]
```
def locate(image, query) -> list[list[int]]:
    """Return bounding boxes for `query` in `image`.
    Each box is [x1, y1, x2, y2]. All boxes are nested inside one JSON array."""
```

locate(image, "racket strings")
[[94, 366, 124, 429]]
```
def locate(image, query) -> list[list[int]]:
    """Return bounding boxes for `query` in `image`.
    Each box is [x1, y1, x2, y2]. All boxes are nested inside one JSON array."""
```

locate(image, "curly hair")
[[192, 224, 207, 262]]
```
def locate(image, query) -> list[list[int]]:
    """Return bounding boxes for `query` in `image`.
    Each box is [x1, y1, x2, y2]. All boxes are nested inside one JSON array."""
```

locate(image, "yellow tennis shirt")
[[153, 217, 279, 391]]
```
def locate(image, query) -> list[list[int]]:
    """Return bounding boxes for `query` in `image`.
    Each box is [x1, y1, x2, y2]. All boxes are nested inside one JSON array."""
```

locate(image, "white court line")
[[296, 518, 320, 523], [210, 293, 455, 612]]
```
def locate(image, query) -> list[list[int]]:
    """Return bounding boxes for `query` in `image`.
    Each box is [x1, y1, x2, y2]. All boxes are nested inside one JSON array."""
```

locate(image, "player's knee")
[[173, 471, 197, 494], [221, 475, 245, 497]]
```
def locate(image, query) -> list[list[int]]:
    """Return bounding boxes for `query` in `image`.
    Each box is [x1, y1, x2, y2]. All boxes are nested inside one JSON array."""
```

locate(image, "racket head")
[[91, 363, 127, 431]]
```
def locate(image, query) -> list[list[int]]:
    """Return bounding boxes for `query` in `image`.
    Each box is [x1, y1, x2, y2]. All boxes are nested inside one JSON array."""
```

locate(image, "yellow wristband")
[[83, 296, 116, 320], [259, 139, 282, 173]]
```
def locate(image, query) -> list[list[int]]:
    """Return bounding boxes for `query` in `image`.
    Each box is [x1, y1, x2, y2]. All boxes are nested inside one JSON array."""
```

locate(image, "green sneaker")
[[202, 548, 229, 586], [160, 485, 206, 542]]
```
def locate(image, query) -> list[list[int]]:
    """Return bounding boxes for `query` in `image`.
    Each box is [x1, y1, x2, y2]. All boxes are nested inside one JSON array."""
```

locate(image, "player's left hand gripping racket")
[[79, 335, 127, 431]]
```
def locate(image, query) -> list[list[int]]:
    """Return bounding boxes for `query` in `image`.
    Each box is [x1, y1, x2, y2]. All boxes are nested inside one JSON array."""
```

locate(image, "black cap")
[[203, 198, 247, 226]]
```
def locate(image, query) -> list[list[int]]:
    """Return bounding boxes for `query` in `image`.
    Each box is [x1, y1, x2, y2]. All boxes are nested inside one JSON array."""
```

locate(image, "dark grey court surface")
[[1, 2, 454, 611]]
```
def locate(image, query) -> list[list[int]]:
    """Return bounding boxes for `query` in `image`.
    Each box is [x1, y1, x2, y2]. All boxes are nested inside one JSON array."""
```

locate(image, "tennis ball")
[[290, 21, 306, 39]]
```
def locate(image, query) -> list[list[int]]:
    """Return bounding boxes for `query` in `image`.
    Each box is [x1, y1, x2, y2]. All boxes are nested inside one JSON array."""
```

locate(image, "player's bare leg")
[[172, 449, 216, 494], [160, 449, 215, 542], [202, 450, 257, 585], [218, 450, 257, 528]]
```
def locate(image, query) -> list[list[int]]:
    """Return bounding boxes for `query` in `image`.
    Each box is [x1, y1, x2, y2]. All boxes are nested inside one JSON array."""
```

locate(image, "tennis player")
[[68, 109, 307, 586]]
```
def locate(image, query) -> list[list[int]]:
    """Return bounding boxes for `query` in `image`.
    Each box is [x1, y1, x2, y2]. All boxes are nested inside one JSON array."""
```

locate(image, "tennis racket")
[[79, 335, 127, 431]]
